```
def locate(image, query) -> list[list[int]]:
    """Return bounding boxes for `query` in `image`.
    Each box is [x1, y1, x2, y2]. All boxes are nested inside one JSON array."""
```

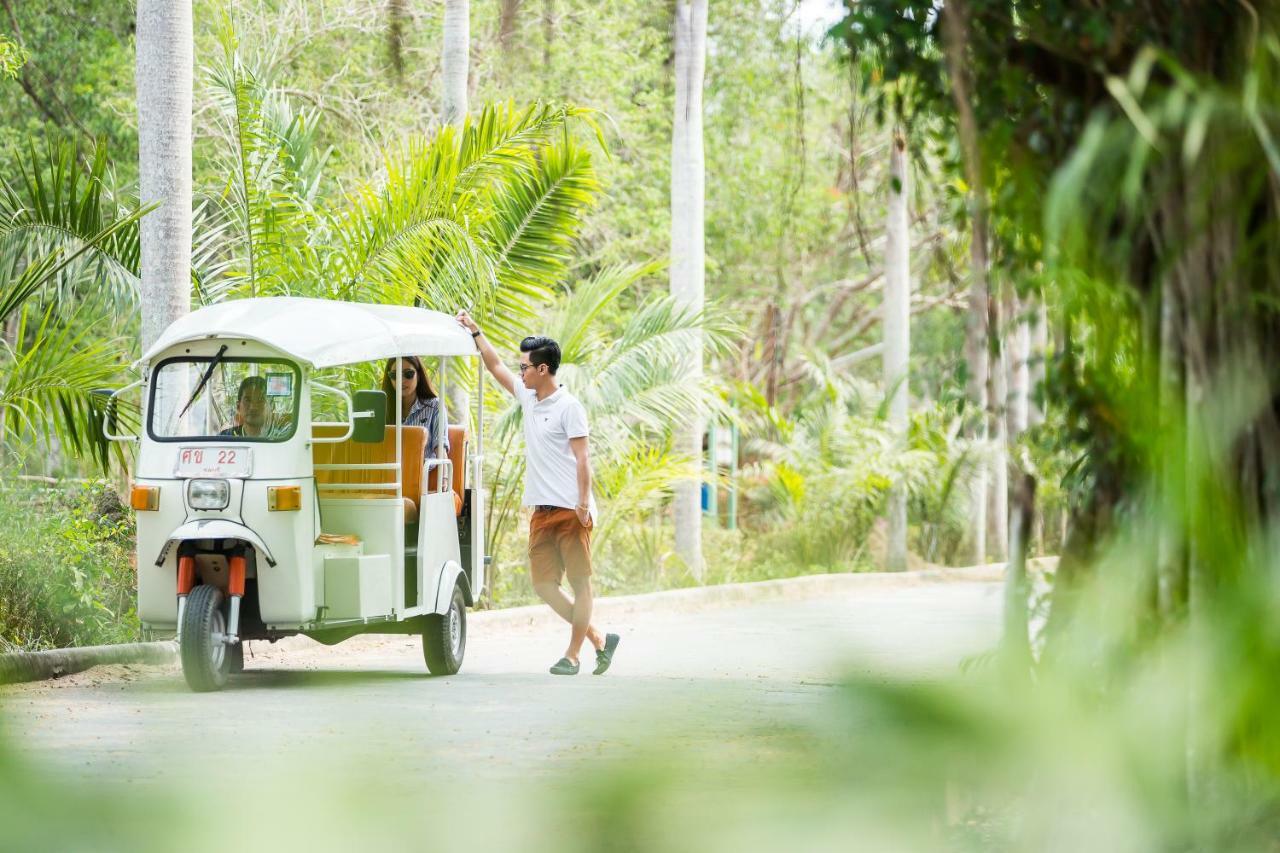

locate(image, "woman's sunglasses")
[[387, 368, 417, 381]]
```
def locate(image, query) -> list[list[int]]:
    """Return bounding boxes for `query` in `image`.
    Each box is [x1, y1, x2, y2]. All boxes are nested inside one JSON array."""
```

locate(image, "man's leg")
[[533, 580, 604, 652], [564, 574, 594, 662]]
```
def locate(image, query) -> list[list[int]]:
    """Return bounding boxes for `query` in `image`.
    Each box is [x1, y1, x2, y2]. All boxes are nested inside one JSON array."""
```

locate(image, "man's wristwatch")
[[470, 329, 482, 338]]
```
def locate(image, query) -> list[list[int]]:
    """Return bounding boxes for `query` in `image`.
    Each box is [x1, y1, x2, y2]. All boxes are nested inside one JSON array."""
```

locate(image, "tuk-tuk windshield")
[[149, 357, 300, 442]]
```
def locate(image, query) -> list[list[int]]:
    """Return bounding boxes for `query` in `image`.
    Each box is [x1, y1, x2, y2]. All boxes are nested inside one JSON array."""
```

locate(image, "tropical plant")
[[198, 29, 605, 343], [483, 261, 737, 588], [0, 138, 144, 467]]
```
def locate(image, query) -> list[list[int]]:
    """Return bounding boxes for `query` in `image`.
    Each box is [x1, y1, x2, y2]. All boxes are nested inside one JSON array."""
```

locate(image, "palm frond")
[[454, 101, 605, 195], [0, 302, 130, 468], [0, 137, 145, 317], [550, 261, 663, 360]]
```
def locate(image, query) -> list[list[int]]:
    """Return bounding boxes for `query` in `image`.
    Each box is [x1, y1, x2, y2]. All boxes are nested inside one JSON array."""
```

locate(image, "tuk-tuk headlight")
[[188, 478, 230, 510]]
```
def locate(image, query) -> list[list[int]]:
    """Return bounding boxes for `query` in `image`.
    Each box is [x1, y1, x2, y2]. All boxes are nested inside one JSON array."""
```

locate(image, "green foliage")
[[0, 137, 143, 467], [198, 31, 605, 343], [0, 481, 137, 651], [482, 262, 737, 594], [0, 33, 26, 80]]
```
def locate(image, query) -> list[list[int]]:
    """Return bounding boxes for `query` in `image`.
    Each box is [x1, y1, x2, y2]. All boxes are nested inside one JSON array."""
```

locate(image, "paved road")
[[1, 575, 1001, 790]]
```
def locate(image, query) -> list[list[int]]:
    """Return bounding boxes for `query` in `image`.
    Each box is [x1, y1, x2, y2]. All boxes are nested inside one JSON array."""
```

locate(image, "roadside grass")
[[0, 481, 138, 652]]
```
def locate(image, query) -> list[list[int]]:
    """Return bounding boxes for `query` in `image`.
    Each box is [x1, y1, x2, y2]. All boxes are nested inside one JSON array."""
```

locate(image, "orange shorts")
[[528, 507, 593, 585]]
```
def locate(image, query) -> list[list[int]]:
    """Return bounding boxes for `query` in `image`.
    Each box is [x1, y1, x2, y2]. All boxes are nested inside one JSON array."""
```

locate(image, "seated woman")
[[382, 356, 448, 524]]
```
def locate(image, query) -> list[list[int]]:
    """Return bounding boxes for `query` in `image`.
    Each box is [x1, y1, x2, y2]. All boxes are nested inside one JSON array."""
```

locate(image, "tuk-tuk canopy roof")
[[139, 297, 479, 368]]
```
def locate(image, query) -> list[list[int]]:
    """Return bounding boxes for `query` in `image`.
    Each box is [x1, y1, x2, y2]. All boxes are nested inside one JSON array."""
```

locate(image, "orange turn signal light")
[[129, 484, 160, 511], [267, 485, 302, 512]]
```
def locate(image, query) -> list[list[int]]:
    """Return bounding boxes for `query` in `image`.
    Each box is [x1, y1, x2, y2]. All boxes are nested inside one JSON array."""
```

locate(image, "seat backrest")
[[426, 424, 468, 513], [313, 425, 427, 506]]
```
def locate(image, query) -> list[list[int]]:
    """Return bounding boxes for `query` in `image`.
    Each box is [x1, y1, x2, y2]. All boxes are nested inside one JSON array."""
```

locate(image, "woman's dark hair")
[[520, 336, 561, 374], [381, 356, 437, 421]]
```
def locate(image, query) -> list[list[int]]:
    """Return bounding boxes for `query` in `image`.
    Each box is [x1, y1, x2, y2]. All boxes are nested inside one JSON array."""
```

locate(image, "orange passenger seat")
[[426, 424, 469, 516], [312, 425, 428, 510]]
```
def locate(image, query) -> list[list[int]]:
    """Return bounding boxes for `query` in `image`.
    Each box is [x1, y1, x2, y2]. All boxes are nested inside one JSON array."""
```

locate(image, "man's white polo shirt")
[[518, 385, 598, 521]]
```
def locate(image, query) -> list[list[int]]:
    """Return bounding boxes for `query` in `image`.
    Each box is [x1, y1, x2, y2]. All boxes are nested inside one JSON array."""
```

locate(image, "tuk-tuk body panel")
[[135, 478, 190, 629], [314, 497, 403, 619], [418, 491, 462, 611]]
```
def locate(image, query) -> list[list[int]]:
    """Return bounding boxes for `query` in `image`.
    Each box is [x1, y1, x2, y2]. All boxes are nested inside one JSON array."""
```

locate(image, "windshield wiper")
[[177, 344, 229, 419]]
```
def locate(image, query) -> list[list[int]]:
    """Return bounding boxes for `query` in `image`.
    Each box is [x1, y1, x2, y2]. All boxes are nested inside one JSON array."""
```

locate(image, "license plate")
[[176, 446, 252, 478]]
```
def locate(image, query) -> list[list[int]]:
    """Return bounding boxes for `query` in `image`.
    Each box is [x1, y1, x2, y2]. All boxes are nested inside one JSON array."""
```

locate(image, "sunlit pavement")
[[1, 577, 1001, 786]]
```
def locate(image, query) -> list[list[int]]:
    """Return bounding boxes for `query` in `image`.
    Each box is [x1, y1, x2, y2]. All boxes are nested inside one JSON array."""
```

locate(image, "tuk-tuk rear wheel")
[[423, 582, 466, 676], [180, 584, 231, 692]]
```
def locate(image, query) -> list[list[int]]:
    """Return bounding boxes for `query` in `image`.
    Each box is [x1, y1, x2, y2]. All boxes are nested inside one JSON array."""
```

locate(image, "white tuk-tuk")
[[107, 297, 486, 691]]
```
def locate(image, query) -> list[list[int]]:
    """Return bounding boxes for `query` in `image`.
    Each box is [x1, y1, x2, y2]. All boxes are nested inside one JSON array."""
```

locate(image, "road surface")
[[1, 573, 1001, 790]]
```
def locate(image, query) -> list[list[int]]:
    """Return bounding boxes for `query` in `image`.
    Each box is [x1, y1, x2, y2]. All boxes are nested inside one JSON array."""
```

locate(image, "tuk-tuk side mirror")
[[352, 390, 387, 443]]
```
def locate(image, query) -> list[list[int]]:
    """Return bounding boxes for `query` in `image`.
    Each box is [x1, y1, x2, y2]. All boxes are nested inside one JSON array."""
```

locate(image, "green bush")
[[0, 481, 138, 651]]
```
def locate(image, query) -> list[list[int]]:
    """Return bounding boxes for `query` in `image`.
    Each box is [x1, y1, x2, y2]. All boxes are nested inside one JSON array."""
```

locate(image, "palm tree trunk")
[[1007, 293, 1030, 439], [883, 132, 911, 572], [670, 0, 708, 581], [442, 0, 469, 126], [988, 299, 1009, 562], [1028, 296, 1047, 428], [499, 0, 522, 52], [941, 0, 989, 565], [135, 0, 192, 353]]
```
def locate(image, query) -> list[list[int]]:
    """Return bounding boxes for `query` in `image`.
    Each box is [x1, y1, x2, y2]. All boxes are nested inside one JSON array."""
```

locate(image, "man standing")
[[456, 310, 620, 676]]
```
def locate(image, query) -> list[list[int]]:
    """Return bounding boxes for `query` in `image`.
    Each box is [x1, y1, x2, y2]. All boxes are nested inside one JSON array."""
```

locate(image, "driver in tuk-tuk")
[[219, 376, 273, 438]]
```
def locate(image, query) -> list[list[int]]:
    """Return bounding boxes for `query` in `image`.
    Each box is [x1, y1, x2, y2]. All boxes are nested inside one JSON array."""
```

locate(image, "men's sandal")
[[549, 657, 580, 675], [593, 633, 621, 675]]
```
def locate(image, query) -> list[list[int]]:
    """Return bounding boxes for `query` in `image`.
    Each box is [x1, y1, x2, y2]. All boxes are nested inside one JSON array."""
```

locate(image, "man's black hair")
[[237, 375, 267, 404], [520, 336, 561, 374]]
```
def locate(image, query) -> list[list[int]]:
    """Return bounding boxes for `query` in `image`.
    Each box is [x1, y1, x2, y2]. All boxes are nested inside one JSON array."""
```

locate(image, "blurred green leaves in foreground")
[[3, 520, 1278, 853]]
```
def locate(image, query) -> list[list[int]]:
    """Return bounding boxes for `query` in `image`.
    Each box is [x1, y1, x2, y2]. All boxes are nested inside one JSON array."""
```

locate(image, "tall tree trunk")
[[442, 0, 469, 126], [988, 297, 1009, 562], [1008, 293, 1030, 439], [1002, 470, 1035, 674], [498, 0, 521, 51], [136, 0, 192, 353], [1028, 296, 1047, 428], [670, 0, 708, 581], [883, 131, 911, 572], [388, 0, 407, 81], [542, 0, 554, 73], [941, 0, 989, 565]]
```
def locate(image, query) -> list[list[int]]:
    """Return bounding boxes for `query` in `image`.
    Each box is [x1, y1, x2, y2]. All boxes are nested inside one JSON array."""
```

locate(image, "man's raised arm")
[[455, 310, 518, 396]]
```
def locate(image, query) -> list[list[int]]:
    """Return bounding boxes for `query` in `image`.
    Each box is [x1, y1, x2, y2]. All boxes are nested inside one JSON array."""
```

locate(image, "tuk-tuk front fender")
[[155, 519, 278, 567]]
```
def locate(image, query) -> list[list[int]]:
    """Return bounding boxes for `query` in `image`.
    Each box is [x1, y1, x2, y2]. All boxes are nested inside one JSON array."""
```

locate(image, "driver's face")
[[238, 389, 267, 427]]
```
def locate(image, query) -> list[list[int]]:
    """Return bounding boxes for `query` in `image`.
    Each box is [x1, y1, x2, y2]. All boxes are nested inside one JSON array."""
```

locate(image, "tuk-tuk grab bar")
[[424, 457, 453, 494], [310, 382, 356, 443], [315, 463, 400, 470], [317, 482, 401, 491], [102, 379, 143, 442]]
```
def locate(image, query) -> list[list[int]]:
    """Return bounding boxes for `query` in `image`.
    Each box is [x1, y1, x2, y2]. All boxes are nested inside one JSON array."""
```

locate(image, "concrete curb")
[[0, 641, 178, 686], [1, 561, 1047, 684], [470, 563, 1014, 631]]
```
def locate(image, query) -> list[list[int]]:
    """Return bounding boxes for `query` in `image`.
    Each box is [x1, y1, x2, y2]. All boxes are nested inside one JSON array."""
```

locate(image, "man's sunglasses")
[[517, 362, 543, 374]]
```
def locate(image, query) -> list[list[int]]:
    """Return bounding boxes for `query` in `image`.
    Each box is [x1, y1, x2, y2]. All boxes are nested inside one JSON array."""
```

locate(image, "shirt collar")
[[534, 385, 565, 406]]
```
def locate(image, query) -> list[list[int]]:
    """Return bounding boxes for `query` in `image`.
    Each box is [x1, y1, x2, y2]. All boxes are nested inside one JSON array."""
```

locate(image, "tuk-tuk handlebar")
[[103, 380, 143, 442], [310, 383, 355, 443]]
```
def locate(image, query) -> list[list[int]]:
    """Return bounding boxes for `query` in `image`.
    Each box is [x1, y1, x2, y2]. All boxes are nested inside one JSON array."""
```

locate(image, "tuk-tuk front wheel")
[[423, 582, 466, 676], [180, 584, 231, 692]]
